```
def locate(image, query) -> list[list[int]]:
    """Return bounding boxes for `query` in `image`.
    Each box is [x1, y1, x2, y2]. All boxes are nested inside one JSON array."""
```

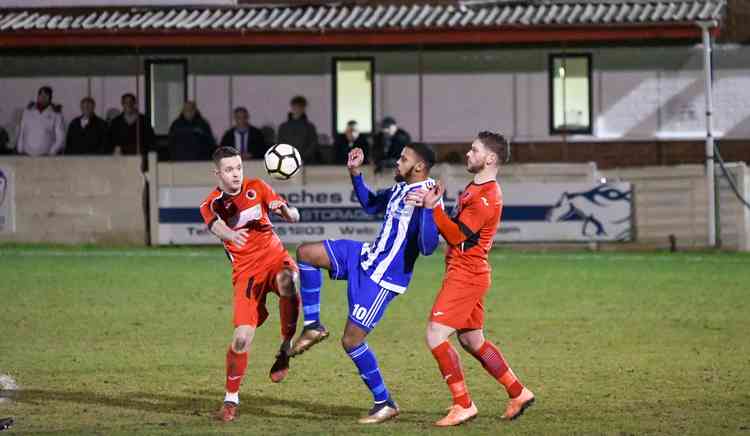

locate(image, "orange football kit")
[[200, 178, 298, 329], [431, 180, 502, 329]]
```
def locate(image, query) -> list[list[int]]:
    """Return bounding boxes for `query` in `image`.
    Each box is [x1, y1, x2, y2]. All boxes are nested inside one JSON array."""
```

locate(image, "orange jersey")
[[433, 181, 503, 277], [199, 178, 288, 276]]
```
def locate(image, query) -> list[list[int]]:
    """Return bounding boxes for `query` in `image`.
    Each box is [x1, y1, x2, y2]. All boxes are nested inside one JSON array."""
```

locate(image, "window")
[[549, 54, 592, 135], [333, 58, 374, 134], [145, 60, 188, 136]]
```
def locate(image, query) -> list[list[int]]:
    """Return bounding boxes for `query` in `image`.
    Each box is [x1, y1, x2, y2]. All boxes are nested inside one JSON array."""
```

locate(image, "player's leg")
[[342, 322, 395, 421], [427, 321, 477, 426], [276, 267, 299, 342], [218, 273, 261, 422], [296, 242, 329, 329], [219, 324, 256, 422], [269, 264, 299, 383], [426, 278, 480, 426], [458, 327, 535, 420], [291, 240, 346, 356], [458, 328, 525, 396], [341, 282, 399, 425], [296, 241, 332, 269]]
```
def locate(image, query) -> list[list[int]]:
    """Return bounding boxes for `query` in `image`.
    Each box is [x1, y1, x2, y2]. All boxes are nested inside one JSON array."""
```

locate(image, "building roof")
[[0, 1, 725, 33], [0, 1, 727, 49]]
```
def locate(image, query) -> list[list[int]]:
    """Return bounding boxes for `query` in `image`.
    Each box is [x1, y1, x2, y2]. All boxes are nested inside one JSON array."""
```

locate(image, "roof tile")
[[0, 1, 726, 34]]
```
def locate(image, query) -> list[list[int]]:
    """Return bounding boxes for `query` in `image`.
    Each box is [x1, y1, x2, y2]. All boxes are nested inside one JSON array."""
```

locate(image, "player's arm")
[[259, 180, 300, 223], [433, 205, 475, 246], [270, 200, 300, 223], [351, 175, 391, 215], [209, 218, 249, 247], [348, 147, 390, 214], [419, 181, 486, 246], [199, 198, 248, 247], [418, 207, 440, 255]]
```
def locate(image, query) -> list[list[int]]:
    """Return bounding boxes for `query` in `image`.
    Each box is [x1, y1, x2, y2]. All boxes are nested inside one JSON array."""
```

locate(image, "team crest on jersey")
[[246, 189, 257, 200]]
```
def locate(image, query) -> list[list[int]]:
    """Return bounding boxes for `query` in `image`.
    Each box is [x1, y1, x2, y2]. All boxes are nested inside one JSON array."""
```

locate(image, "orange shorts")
[[429, 274, 490, 331], [232, 254, 298, 328]]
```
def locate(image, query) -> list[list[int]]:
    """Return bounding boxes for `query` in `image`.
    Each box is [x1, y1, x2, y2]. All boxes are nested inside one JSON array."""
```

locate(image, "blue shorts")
[[323, 239, 397, 333]]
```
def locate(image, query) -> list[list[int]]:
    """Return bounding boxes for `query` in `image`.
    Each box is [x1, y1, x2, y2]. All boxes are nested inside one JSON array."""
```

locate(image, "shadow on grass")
[[12, 389, 437, 423]]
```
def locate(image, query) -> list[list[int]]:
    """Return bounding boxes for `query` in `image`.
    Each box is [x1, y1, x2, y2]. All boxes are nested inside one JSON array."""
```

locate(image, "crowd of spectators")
[[2, 86, 412, 170]]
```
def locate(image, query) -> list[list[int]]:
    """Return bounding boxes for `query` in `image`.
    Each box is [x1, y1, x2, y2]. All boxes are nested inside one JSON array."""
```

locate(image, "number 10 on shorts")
[[352, 304, 368, 321]]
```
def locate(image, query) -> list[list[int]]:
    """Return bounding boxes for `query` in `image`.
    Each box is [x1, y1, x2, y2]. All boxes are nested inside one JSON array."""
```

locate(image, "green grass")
[[1, 245, 749, 435]]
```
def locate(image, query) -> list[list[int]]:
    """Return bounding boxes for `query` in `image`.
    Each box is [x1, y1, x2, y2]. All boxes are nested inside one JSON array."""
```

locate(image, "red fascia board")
[[0, 25, 718, 49]]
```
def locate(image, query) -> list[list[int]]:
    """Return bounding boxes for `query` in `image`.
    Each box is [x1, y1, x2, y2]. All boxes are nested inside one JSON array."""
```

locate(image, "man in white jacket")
[[16, 86, 65, 156]]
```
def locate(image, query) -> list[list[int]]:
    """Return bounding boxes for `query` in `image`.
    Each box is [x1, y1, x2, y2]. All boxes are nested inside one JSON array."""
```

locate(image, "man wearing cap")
[[373, 117, 411, 173]]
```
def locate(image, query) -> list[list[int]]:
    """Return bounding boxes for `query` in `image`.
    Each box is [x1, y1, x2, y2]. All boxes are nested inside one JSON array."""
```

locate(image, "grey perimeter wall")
[[0, 156, 146, 245], [2, 156, 748, 250], [1, 44, 750, 146]]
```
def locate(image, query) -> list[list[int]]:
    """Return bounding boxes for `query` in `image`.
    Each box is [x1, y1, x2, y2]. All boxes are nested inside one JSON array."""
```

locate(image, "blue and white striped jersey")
[[351, 174, 439, 294]]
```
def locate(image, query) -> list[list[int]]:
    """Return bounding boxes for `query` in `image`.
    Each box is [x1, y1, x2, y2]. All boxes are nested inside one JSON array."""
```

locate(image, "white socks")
[[224, 391, 239, 405]]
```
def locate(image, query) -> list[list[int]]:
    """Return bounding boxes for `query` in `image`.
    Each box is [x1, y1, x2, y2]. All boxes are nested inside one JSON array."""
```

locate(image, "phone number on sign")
[[275, 225, 325, 236]]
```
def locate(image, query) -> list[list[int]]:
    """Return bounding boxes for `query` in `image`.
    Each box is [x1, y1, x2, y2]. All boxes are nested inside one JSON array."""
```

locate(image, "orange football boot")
[[216, 402, 238, 422], [501, 387, 535, 421], [434, 402, 478, 427]]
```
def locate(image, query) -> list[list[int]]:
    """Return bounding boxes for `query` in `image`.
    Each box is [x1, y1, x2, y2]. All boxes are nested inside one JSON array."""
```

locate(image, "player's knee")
[[276, 269, 296, 296], [457, 335, 476, 353], [458, 331, 484, 353], [425, 326, 442, 349], [232, 338, 248, 353], [296, 243, 312, 263], [341, 333, 363, 351], [232, 327, 254, 353]]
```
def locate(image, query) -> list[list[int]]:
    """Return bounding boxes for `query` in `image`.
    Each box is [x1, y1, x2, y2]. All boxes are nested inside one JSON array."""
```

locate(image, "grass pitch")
[[1, 245, 749, 435]]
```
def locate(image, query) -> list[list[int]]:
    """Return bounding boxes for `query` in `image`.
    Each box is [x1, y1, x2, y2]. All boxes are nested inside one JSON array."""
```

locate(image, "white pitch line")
[[1, 249, 748, 265], [491, 253, 750, 265], [0, 250, 219, 258]]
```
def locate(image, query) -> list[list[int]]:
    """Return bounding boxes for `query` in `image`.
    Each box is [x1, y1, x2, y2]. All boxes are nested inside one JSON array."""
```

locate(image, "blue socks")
[[347, 342, 390, 404], [299, 262, 322, 327]]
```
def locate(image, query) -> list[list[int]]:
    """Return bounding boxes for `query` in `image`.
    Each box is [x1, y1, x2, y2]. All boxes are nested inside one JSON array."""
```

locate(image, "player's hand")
[[279, 206, 300, 223], [269, 200, 285, 212], [347, 147, 365, 176], [405, 188, 428, 207], [422, 181, 445, 209], [230, 229, 249, 247], [270, 201, 300, 223]]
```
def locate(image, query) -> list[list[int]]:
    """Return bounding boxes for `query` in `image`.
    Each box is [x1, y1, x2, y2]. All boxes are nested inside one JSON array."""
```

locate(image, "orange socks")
[[431, 341, 472, 408]]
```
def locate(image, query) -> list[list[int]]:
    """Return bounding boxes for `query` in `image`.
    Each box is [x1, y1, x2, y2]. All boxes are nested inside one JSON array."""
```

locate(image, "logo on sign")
[[546, 184, 632, 240]]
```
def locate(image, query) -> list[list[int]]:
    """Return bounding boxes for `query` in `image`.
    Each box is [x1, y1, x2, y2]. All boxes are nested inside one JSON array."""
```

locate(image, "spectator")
[[16, 86, 65, 156], [277, 95, 318, 163], [333, 120, 370, 165], [0, 126, 12, 155], [108, 93, 155, 156], [65, 97, 108, 155], [373, 116, 411, 173], [168, 100, 216, 161], [220, 107, 266, 159]]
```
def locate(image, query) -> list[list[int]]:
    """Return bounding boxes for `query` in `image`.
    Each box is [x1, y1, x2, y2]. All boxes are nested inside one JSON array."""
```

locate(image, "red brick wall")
[[435, 139, 750, 169]]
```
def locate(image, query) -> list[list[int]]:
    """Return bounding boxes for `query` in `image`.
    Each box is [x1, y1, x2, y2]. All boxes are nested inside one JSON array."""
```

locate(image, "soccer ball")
[[264, 143, 302, 180]]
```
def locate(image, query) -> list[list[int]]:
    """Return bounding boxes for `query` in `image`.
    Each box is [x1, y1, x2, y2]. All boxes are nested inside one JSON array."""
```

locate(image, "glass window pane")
[[552, 56, 590, 133], [335, 60, 373, 134], [149, 63, 186, 135]]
